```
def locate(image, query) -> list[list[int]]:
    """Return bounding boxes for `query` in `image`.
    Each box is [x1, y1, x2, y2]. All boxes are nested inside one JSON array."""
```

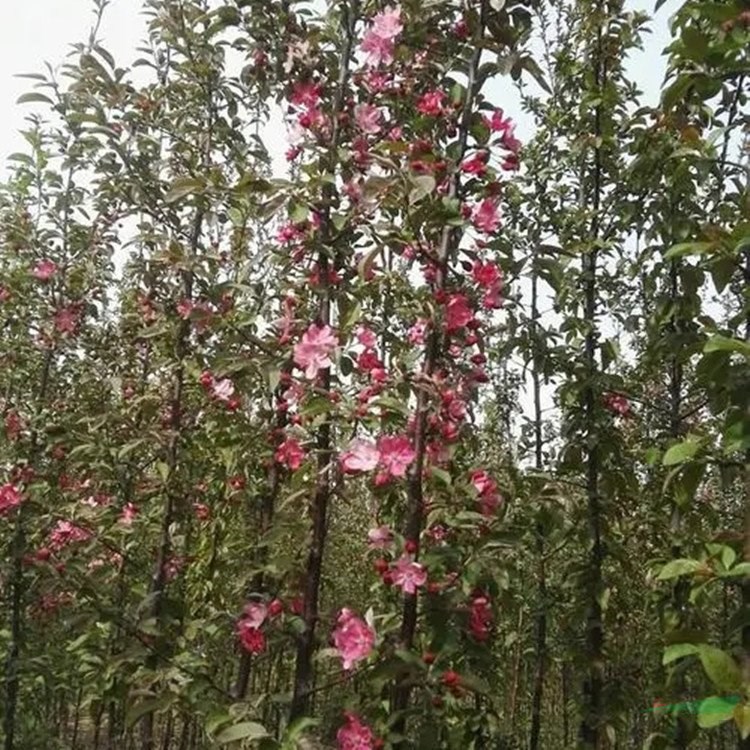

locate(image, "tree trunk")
[[289, 2, 357, 720], [391, 3, 489, 739], [529, 253, 548, 750], [579, 1, 606, 746]]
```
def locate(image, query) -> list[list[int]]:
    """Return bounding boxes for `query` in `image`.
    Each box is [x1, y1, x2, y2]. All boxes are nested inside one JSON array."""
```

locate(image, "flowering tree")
[[1, 0, 749, 749]]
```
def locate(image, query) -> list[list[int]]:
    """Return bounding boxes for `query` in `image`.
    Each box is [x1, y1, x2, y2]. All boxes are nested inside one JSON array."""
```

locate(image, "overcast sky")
[[0, 0, 681, 172]]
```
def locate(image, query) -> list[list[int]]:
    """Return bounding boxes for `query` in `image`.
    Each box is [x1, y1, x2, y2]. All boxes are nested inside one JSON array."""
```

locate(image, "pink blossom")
[[367, 525, 393, 549], [298, 106, 328, 131], [193, 502, 210, 521], [237, 619, 266, 654], [461, 152, 488, 176], [243, 601, 268, 629], [32, 259, 58, 280], [416, 90, 446, 117], [487, 109, 513, 134], [360, 6, 402, 68], [337, 713, 376, 750], [211, 378, 235, 402], [604, 392, 631, 417], [48, 520, 91, 551], [355, 103, 382, 135], [483, 286, 503, 309], [472, 260, 502, 288], [364, 71, 392, 93], [377, 435, 415, 478], [407, 319, 428, 345], [0, 483, 22, 516], [293, 323, 338, 380], [344, 180, 363, 202], [54, 306, 81, 335], [469, 595, 493, 641], [176, 299, 193, 319], [275, 437, 306, 470], [471, 470, 502, 516], [473, 199, 501, 234], [371, 6, 403, 39], [356, 325, 378, 349], [119, 503, 139, 525], [470, 470, 496, 496], [333, 608, 375, 670], [290, 81, 322, 109], [361, 30, 395, 67], [391, 554, 427, 595], [357, 350, 382, 373], [444, 294, 474, 332], [341, 439, 380, 474], [503, 126, 522, 155]]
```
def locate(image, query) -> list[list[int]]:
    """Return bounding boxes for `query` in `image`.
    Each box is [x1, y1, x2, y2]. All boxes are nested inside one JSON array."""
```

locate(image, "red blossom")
[[337, 712, 377, 750], [417, 90, 446, 117], [275, 437, 306, 470], [333, 608, 375, 670], [0, 483, 23, 516]]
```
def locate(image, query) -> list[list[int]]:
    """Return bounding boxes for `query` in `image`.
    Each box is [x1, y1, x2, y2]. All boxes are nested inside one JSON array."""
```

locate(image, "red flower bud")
[[441, 670, 461, 688]]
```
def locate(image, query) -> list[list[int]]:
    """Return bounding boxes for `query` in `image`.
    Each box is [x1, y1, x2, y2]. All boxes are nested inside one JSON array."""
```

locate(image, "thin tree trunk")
[[391, 3, 489, 738], [666, 255, 691, 750], [140, 209, 202, 749], [739, 250, 750, 750], [579, 1, 606, 746], [508, 609, 525, 736], [562, 661, 571, 748], [289, 0, 358, 721], [3, 349, 53, 750], [228, 29, 295, 693], [233, 363, 291, 699], [529, 252, 548, 750], [71, 686, 83, 750], [161, 713, 174, 750]]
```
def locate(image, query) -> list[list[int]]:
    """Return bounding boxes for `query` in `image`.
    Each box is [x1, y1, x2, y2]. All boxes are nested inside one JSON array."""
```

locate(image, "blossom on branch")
[[293, 323, 338, 380], [333, 608, 375, 670]]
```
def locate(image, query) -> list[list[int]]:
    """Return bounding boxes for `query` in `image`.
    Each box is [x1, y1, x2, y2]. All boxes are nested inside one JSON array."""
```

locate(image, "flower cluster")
[[332, 608, 375, 670]]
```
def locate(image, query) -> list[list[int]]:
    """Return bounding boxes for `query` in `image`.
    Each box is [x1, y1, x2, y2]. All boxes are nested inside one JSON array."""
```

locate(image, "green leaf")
[[662, 438, 702, 466], [284, 716, 320, 742], [663, 239, 710, 260], [165, 176, 205, 203], [459, 672, 490, 694], [735, 701, 750, 740], [657, 559, 702, 580], [289, 203, 309, 223], [125, 697, 173, 728], [408, 175, 436, 205], [662, 643, 700, 665], [704, 335, 750, 357], [16, 92, 55, 106], [216, 721, 269, 744], [697, 696, 737, 728], [698, 646, 742, 692], [721, 562, 750, 578], [429, 467, 452, 487]]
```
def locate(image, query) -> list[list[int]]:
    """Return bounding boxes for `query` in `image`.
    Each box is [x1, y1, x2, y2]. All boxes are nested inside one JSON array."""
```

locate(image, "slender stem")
[[579, 0, 605, 745], [392, 0, 489, 735], [529, 239, 548, 750], [289, 0, 359, 721]]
